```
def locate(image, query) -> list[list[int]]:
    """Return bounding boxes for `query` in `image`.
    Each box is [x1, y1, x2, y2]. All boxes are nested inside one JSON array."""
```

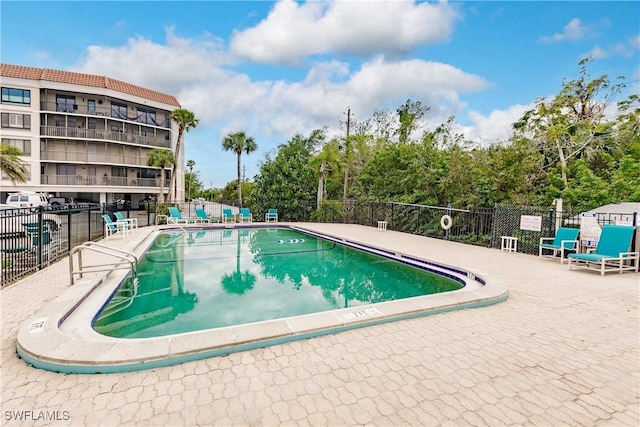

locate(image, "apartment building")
[[0, 63, 182, 206]]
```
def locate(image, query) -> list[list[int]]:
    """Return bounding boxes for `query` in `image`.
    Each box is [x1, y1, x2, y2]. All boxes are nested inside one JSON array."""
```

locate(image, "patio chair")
[[114, 211, 138, 229], [239, 208, 253, 223], [195, 208, 218, 223], [168, 206, 197, 224], [539, 227, 579, 264], [567, 224, 639, 276], [23, 222, 64, 259], [265, 209, 278, 223], [222, 208, 235, 223], [102, 214, 128, 237]]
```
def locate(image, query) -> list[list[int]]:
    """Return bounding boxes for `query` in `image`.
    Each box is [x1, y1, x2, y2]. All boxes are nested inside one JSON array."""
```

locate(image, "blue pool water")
[[93, 227, 464, 338]]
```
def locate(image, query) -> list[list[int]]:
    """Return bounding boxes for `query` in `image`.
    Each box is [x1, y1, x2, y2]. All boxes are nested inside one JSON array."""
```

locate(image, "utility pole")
[[343, 107, 351, 202]]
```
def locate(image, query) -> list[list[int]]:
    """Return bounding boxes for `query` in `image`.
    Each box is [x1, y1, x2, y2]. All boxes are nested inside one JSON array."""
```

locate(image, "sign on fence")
[[580, 213, 601, 247], [520, 215, 542, 232]]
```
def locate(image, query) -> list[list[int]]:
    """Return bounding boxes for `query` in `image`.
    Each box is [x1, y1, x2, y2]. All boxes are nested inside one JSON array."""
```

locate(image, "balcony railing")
[[40, 126, 170, 149], [40, 101, 171, 128], [41, 151, 152, 167], [40, 175, 169, 187]]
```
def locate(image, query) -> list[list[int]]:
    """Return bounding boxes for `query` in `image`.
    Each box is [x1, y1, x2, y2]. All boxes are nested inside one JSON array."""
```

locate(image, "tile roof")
[[0, 63, 180, 107]]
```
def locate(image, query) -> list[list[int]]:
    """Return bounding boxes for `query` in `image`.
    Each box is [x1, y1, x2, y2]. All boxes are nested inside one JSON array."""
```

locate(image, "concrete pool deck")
[[1, 223, 639, 425]]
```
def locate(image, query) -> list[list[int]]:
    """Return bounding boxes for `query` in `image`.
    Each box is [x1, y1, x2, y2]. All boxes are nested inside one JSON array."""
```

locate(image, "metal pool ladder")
[[69, 241, 138, 285]]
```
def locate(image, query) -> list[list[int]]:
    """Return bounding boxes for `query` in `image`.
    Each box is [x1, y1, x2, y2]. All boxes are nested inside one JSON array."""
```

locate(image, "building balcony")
[[41, 151, 153, 167], [40, 126, 171, 149], [40, 175, 169, 188], [40, 101, 171, 128]]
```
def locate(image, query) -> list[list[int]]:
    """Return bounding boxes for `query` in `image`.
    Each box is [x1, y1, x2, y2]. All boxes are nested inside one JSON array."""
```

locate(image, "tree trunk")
[[169, 128, 184, 203], [237, 152, 242, 207], [555, 137, 569, 190], [317, 175, 324, 208]]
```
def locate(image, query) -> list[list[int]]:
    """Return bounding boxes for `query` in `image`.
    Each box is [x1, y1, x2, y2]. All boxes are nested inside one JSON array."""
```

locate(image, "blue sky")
[[2, 1, 638, 188]]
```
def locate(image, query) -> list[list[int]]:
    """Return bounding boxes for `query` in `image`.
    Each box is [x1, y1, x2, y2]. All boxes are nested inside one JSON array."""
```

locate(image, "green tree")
[[251, 133, 317, 219], [169, 109, 198, 202], [186, 159, 196, 199], [396, 99, 429, 144], [147, 148, 175, 203], [513, 58, 625, 195], [0, 143, 28, 183], [222, 131, 257, 207]]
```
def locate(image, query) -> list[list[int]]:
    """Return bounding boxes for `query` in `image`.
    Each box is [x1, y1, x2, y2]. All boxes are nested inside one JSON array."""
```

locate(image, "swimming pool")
[[93, 228, 464, 338], [16, 223, 508, 373]]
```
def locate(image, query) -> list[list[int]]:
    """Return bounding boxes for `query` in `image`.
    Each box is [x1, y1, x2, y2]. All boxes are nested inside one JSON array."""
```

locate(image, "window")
[[111, 167, 127, 177], [111, 102, 127, 120], [1, 138, 31, 155], [137, 108, 157, 125], [87, 99, 96, 114], [56, 95, 76, 113], [56, 164, 76, 175], [138, 168, 157, 179], [88, 120, 97, 130], [1, 113, 31, 129], [1, 87, 31, 105]]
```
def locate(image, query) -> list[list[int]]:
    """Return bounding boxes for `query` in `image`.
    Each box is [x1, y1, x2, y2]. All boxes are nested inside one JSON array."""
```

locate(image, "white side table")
[[501, 236, 518, 252], [377, 221, 387, 231]]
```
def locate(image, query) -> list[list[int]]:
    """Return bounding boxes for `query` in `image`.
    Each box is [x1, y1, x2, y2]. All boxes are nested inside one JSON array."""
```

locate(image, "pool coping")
[[16, 223, 508, 374]]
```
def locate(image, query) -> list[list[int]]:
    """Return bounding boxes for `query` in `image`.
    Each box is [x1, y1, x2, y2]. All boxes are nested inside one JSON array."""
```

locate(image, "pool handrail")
[[69, 241, 138, 286]]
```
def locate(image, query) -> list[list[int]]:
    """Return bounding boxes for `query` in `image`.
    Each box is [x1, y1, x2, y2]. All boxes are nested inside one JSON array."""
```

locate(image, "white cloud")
[[540, 18, 587, 43], [71, 20, 493, 187], [587, 45, 608, 60], [460, 103, 533, 145], [230, 0, 460, 64]]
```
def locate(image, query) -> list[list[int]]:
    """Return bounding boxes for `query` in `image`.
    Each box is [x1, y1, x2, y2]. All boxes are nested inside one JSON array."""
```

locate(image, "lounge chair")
[[239, 208, 252, 223], [168, 206, 197, 224], [23, 222, 64, 260], [195, 208, 218, 223], [265, 209, 278, 223], [539, 227, 579, 264], [102, 214, 128, 237], [222, 208, 235, 223], [114, 211, 138, 229], [568, 224, 639, 275]]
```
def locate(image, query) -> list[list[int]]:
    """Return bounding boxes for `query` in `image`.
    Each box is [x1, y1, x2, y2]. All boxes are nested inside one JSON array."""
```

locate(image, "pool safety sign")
[[519, 215, 542, 232], [580, 213, 601, 247]]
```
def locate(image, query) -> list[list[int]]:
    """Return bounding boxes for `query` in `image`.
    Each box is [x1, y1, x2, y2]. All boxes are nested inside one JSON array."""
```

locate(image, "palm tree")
[[221, 131, 257, 207], [310, 141, 341, 207], [186, 159, 195, 200], [147, 148, 175, 203], [169, 109, 198, 202], [0, 143, 28, 183]]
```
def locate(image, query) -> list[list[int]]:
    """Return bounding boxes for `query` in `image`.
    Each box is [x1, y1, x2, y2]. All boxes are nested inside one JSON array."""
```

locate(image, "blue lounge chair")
[[539, 227, 579, 264], [168, 206, 197, 224], [114, 211, 138, 229], [222, 208, 235, 223], [102, 214, 128, 237], [195, 208, 218, 223], [265, 209, 278, 223], [568, 224, 639, 275], [239, 208, 252, 223]]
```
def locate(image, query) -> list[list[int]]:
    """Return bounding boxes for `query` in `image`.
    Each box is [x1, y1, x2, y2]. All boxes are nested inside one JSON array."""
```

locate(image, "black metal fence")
[[294, 200, 637, 256], [2, 200, 637, 287]]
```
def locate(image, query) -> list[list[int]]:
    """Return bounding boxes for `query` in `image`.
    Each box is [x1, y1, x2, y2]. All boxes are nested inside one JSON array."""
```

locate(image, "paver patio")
[[1, 223, 638, 426]]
